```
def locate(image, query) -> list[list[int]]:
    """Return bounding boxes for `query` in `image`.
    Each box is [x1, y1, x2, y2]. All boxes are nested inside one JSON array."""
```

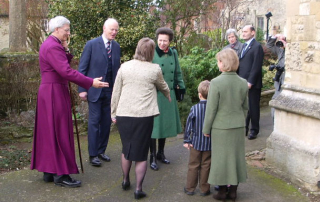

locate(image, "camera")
[[269, 64, 285, 82], [269, 64, 277, 71], [276, 41, 284, 47]]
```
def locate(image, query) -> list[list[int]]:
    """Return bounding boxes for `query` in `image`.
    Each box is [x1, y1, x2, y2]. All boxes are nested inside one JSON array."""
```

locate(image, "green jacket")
[[203, 72, 248, 134], [151, 47, 185, 139]]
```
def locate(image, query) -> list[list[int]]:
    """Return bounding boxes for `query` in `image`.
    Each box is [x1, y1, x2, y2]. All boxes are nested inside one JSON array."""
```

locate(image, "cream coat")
[[111, 59, 170, 118]]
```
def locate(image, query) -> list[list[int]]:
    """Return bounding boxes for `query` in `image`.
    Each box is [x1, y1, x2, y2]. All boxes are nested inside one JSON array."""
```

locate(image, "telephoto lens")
[[276, 41, 284, 47]]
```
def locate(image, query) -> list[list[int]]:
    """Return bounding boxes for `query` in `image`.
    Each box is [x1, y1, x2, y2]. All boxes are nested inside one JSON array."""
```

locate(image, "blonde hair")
[[216, 48, 239, 72], [133, 38, 155, 62], [198, 80, 210, 99]]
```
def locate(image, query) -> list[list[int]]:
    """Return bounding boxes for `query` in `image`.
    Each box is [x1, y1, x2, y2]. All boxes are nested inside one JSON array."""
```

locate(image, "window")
[[257, 17, 264, 32]]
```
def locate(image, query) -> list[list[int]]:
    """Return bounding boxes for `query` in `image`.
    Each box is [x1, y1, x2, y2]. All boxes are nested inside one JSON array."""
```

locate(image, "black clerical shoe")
[[90, 156, 102, 166], [248, 133, 257, 140], [55, 176, 81, 188], [134, 190, 146, 199], [98, 153, 111, 162], [43, 172, 54, 182]]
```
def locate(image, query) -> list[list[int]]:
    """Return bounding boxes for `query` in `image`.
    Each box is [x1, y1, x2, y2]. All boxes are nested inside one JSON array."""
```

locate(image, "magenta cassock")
[[30, 36, 93, 175]]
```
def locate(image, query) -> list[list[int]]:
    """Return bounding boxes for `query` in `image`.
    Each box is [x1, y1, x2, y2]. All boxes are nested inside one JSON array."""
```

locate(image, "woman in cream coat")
[[203, 48, 248, 202], [111, 38, 171, 200]]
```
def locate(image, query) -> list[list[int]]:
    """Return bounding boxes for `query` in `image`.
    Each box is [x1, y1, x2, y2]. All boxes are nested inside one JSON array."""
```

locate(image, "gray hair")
[[103, 18, 118, 27], [49, 16, 70, 32], [225, 28, 239, 40]]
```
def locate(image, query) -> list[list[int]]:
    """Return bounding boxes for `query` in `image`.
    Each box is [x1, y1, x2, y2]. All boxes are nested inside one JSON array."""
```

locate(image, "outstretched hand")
[[92, 77, 109, 88]]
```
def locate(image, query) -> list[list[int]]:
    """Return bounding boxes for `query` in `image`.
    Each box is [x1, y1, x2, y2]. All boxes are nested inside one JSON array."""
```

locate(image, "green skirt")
[[208, 127, 247, 185]]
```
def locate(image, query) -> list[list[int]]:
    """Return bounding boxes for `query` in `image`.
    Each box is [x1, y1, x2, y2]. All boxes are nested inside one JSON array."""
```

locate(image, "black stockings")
[[121, 153, 147, 191], [135, 161, 147, 191], [121, 153, 132, 183]]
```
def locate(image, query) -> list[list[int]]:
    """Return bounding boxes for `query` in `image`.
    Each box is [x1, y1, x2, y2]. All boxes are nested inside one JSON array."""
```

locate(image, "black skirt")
[[116, 116, 154, 161]]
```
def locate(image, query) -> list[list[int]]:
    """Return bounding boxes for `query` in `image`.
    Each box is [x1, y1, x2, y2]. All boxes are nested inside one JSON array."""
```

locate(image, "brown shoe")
[[213, 185, 227, 201], [227, 185, 238, 202]]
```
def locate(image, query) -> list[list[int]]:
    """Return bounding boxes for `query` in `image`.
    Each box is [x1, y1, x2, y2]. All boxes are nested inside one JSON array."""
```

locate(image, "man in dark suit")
[[78, 18, 121, 166], [238, 25, 264, 140]]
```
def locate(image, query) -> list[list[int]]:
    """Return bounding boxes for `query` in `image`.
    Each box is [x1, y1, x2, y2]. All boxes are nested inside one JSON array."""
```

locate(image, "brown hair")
[[198, 80, 210, 99], [216, 48, 239, 72], [133, 38, 156, 62], [155, 27, 174, 42]]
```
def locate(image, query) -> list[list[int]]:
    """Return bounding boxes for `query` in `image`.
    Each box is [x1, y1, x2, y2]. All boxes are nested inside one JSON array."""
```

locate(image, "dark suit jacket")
[[78, 36, 121, 102], [238, 39, 264, 89]]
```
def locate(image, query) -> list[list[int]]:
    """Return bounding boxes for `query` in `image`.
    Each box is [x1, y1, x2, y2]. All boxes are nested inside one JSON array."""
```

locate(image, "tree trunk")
[[9, 0, 27, 52]]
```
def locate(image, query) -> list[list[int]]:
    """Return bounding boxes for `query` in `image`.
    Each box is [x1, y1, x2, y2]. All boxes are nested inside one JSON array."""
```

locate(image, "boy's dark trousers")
[[185, 147, 211, 194]]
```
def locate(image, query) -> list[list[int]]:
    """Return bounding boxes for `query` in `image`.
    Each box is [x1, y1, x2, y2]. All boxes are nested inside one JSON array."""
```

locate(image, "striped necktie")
[[106, 41, 111, 58], [241, 43, 247, 58]]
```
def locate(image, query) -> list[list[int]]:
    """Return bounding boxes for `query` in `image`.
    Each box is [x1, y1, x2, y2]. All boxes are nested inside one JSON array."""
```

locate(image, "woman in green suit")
[[203, 48, 248, 202], [150, 27, 186, 171]]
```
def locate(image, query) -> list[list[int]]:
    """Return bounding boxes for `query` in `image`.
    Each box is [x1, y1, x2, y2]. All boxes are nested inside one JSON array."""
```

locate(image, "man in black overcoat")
[[238, 25, 264, 140]]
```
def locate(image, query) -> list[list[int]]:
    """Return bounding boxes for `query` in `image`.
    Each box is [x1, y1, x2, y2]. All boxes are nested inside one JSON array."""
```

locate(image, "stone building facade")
[[267, 0, 320, 191], [240, 0, 287, 37]]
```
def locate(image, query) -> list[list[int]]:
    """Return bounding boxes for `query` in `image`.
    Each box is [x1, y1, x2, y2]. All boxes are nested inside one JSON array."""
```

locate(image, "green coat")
[[203, 72, 248, 185], [151, 47, 185, 139]]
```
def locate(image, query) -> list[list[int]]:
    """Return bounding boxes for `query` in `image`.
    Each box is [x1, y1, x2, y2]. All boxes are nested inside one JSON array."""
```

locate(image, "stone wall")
[[267, 0, 320, 192]]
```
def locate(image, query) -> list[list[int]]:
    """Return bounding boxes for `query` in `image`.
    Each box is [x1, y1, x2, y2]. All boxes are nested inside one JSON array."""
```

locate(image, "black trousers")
[[246, 88, 261, 135]]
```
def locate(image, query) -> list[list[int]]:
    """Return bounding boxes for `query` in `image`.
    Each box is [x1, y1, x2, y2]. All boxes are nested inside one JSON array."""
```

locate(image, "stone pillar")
[[266, 0, 320, 191], [9, 0, 27, 52]]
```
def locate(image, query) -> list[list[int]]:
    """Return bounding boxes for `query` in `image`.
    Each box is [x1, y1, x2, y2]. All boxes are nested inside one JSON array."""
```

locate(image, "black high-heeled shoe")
[[134, 190, 146, 199], [122, 181, 130, 190]]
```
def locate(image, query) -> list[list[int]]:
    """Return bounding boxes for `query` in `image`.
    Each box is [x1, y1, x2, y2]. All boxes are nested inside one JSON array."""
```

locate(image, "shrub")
[[179, 46, 221, 103]]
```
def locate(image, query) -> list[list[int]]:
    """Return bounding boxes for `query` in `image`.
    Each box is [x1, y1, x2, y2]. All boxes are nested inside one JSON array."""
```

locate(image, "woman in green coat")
[[150, 27, 185, 171], [203, 48, 248, 202]]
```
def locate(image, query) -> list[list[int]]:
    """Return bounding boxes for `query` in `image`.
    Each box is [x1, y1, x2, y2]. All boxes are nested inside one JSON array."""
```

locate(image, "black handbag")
[[174, 85, 185, 102], [172, 48, 185, 102]]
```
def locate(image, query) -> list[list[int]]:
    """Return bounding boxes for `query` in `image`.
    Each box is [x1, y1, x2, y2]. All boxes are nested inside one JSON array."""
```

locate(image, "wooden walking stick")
[[69, 82, 84, 173]]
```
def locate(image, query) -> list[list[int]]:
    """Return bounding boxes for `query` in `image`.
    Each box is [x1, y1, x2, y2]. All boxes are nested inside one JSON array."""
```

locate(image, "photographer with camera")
[[266, 34, 286, 118]]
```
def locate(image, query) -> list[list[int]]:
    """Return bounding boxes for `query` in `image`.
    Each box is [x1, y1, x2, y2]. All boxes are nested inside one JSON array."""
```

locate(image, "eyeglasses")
[[60, 28, 70, 33]]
